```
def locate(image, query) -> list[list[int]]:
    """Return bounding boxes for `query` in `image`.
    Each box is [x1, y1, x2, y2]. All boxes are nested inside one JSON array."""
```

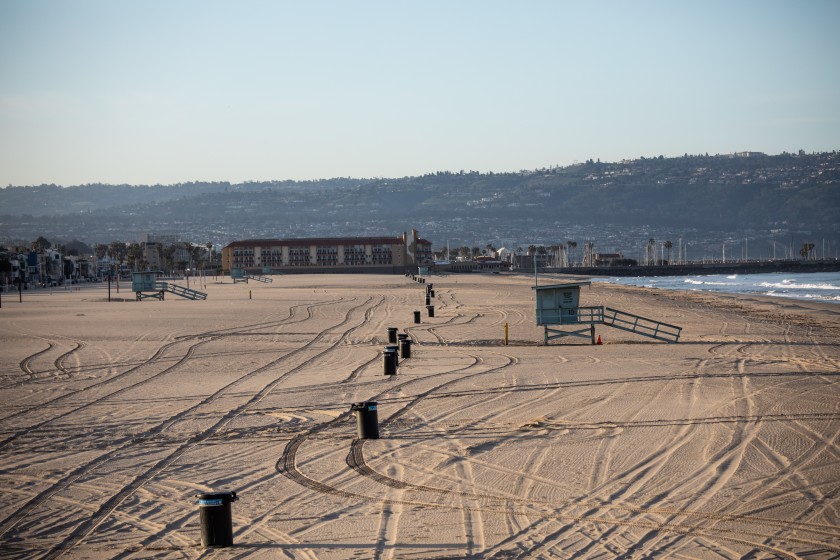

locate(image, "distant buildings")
[[221, 229, 432, 274]]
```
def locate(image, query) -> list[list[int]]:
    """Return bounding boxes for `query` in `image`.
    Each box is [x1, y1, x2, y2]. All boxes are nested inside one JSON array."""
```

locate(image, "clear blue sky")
[[1, 0, 838, 186]]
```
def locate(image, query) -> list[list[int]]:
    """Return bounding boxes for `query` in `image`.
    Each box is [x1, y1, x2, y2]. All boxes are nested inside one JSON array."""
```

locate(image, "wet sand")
[[1, 274, 839, 559]]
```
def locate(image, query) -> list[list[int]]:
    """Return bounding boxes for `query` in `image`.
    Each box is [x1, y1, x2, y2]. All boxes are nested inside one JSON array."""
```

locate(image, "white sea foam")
[[597, 271, 840, 304]]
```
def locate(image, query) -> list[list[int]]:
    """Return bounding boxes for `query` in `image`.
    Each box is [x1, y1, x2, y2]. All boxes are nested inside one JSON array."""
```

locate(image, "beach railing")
[[602, 307, 681, 343], [156, 281, 208, 301]]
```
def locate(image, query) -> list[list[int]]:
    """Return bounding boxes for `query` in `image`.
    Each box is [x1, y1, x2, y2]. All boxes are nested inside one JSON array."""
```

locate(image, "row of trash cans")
[[383, 330, 412, 375], [412, 306, 435, 323], [194, 315, 439, 549]]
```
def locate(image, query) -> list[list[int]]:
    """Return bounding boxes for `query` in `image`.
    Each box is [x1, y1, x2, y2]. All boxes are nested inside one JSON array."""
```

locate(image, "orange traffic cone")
[[596, 335, 603, 345]]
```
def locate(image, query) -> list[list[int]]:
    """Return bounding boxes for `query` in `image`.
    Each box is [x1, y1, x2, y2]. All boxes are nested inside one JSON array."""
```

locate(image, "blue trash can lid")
[[351, 401, 377, 411], [197, 491, 238, 505]]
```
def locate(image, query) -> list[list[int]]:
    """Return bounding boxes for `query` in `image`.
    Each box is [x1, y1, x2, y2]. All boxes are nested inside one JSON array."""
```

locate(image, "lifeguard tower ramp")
[[247, 273, 273, 283], [132, 272, 207, 301], [533, 282, 681, 344], [157, 281, 207, 300]]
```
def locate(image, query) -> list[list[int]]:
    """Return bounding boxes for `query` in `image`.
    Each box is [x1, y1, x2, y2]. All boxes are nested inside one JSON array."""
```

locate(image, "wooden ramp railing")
[[602, 307, 681, 343], [247, 274, 273, 283], [156, 282, 208, 300]]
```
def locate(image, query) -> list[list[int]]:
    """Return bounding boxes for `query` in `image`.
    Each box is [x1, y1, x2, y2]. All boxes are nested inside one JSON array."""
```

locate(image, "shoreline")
[[529, 258, 840, 277]]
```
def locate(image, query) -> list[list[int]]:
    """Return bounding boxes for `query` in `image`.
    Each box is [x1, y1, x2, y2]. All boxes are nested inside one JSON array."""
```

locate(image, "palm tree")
[[94, 244, 108, 260], [584, 241, 595, 266], [548, 245, 560, 267], [126, 243, 142, 271], [31, 236, 51, 252], [566, 241, 577, 266], [664, 240, 673, 264], [646, 238, 656, 265]]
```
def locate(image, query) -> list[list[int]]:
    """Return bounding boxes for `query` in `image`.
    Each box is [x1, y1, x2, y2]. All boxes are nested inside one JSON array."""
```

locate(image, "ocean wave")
[[758, 281, 840, 291], [684, 279, 737, 286], [598, 272, 840, 304]]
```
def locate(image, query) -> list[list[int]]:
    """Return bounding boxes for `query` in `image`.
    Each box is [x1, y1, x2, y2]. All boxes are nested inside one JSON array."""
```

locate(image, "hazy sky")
[[1, 0, 838, 186]]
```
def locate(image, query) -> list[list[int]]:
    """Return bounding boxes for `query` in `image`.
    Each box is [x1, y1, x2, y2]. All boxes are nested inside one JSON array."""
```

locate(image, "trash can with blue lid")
[[383, 349, 397, 375], [400, 338, 412, 359], [385, 345, 399, 365], [351, 401, 379, 439], [197, 490, 238, 547]]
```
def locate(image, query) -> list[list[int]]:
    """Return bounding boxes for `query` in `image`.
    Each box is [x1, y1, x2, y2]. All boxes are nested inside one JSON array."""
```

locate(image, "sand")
[[1, 273, 839, 559]]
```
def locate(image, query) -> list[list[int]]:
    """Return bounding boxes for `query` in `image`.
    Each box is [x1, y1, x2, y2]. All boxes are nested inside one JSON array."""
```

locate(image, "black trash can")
[[352, 401, 379, 439], [427, 283, 434, 290], [383, 349, 397, 375], [424, 294, 431, 306], [385, 345, 399, 365], [197, 491, 238, 548], [397, 333, 408, 342], [413, 310, 421, 323], [387, 327, 398, 343], [427, 305, 435, 318], [430, 289, 435, 298], [400, 338, 412, 359]]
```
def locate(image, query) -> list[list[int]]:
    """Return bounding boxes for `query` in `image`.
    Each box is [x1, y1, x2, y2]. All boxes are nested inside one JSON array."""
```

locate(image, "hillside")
[[1, 151, 838, 254]]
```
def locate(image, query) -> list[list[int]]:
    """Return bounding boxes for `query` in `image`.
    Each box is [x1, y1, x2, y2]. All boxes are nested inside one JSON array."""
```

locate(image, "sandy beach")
[[1, 273, 839, 559]]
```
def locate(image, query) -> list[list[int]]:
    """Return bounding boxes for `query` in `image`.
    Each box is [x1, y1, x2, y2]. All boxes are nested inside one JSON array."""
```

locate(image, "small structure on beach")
[[533, 281, 681, 344], [132, 271, 208, 301], [534, 282, 601, 343], [230, 268, 248, 284], [132, 271, 165, 301]]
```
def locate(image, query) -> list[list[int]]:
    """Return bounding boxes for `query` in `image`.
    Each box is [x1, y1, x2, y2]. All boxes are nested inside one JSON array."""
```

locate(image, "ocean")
[[594, 271, 840, 304]]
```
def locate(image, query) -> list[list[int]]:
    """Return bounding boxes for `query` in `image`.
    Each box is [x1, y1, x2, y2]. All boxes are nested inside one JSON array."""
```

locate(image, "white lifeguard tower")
[[533, 281, 682, 344]]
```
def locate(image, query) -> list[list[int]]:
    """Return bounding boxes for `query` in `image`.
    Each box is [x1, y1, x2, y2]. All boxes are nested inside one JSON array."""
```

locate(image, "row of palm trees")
[[93, 241, 215, 275], [433, 241, 584, 267], [433, 238, 681, 267]]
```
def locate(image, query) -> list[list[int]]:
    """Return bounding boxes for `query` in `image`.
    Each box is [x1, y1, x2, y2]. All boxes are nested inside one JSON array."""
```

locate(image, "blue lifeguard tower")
[[230, 268, 248, 283], [133, 271, 208, 301], [133, 271, 165, 301], [533, 282, 602, 344], [533, 281, 682, 344]]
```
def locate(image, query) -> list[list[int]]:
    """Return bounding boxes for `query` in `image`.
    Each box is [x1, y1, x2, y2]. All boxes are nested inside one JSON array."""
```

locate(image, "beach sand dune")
[[1, 274, 839, 559]]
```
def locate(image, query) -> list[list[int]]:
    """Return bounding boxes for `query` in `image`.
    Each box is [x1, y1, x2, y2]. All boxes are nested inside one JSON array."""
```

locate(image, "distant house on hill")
[[221, 229, 432, 274]]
